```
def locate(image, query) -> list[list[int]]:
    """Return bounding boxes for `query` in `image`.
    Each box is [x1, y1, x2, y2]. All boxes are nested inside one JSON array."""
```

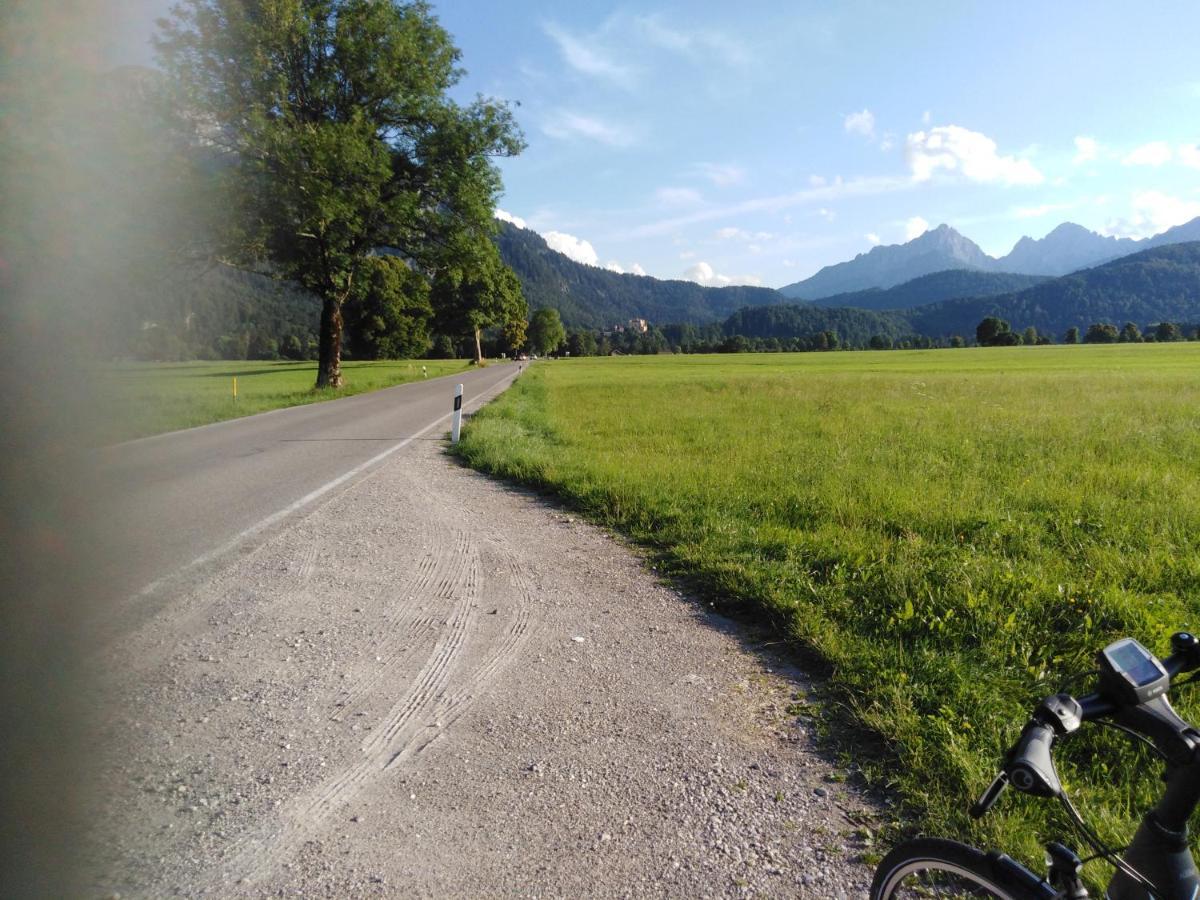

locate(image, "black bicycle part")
[[870, 836, 1057, 899], [1044, 841, 1089, 899], [962, 632, 1200, 899]]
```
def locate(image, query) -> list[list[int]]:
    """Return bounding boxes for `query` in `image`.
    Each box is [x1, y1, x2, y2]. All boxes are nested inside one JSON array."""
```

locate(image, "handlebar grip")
[[1005, 721, 1061, 798]]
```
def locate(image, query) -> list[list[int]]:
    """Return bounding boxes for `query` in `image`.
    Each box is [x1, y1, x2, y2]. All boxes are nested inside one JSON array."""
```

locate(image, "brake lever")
[[970, 771, 1008, 818]]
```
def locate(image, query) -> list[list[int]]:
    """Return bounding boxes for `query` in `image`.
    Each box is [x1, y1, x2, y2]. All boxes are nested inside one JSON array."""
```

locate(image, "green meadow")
[[96, 358, 470, 444], [457, 344, 1200, 873]]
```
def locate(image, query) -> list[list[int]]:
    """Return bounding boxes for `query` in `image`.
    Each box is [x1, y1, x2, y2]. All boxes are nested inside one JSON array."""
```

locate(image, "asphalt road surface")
[[90, 362, 522, 643]]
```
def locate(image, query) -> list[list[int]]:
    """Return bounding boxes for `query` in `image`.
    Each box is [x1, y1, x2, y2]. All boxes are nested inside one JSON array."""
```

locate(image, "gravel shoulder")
[[85, 428, 881, 898]]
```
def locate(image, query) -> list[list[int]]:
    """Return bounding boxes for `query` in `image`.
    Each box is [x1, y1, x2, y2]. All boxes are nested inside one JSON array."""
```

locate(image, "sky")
[[113, 1, 1200, 289]]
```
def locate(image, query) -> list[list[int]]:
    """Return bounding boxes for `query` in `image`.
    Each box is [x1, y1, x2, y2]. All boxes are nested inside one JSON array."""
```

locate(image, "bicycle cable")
[[1094, 718, 1169, 761], [1171, 670, 1200, 690], [1054, 669, 1101, 694], [1058, 789, 1162, 899]]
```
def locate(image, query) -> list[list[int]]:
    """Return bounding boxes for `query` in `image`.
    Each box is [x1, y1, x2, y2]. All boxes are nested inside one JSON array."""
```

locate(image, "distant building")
[[628, 318, 649, 333]]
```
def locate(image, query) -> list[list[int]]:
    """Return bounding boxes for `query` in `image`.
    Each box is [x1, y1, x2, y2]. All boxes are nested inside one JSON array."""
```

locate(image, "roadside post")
[[451, 383, 464, 444], [232, 377, 238, 402]]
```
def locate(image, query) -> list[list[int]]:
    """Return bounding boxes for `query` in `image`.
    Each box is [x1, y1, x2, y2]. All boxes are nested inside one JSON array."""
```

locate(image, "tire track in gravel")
[[329, 525, 459, 720], [389, 554, 537, 766], [292, 543, 319, 583], [216, 526, 543, 890], [361, 542, 477, 758]]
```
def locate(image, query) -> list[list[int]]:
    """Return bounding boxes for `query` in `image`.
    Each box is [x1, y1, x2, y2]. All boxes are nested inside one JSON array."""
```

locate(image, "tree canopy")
[[156, 0, 524, 386], [431, 238, 526, 363], [528, 308, 566, 356]]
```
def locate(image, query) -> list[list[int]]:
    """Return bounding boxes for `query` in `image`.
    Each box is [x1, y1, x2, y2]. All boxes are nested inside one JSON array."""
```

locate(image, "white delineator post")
[[451, 383, 464, 444]]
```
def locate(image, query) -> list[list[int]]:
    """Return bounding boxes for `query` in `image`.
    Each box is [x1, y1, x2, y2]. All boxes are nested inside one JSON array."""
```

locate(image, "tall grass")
[[94, 358, 471, 444], [456, 345, 1200, 877]]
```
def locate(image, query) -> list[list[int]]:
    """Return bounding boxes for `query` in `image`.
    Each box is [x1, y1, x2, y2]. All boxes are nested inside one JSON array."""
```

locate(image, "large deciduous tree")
[[156, 0, 523, 387], [343, 256, 433, 360], [528, 307, 566, 356], [431, 238, 526, 364]]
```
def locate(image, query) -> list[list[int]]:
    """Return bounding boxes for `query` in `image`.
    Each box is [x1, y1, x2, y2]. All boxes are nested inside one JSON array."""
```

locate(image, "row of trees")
[[977, 317, 1197, 347], [522, 307, 1200, 359], [156, 0, 529, 386]]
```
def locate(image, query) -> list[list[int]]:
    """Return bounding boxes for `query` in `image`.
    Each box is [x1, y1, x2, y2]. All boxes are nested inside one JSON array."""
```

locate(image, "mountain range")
[[779, 217, 1200, 299], [496, 214, 1200, 346], [905, 241, 1200, 338]]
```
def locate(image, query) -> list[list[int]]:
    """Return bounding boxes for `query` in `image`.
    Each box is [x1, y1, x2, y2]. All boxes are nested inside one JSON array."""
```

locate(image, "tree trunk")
[[473, 327, 483, 365], [315, 296, 345, 389]]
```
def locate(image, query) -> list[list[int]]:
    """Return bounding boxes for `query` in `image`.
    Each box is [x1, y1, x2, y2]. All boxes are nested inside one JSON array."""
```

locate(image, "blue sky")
[[116, 1, 1200, 289]]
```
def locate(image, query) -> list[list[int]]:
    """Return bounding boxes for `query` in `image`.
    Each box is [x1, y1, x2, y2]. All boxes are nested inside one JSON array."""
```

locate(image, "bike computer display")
[[1099, 637, 1169, 705]]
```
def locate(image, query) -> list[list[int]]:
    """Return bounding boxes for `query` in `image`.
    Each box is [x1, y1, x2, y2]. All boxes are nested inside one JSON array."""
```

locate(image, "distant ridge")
[[996, 222, 1135, 276], [780, 224, 992, 299], [780, 216, 1200, 300], [907, 241, 1200, 338], [495, 221, 787, 328], [813, 269, 1050, 311]]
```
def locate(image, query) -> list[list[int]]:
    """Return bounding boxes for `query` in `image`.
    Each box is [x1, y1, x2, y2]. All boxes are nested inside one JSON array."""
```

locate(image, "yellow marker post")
[[232, 376, 238, 402]]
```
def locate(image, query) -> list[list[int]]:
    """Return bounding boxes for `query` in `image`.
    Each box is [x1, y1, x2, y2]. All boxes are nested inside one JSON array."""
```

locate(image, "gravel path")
[[85, 429, 881, 898]]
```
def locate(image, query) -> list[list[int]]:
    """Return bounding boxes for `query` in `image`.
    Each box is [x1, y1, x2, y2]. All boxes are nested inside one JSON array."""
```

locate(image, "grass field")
[[95, 358, 471, 444], [456, 344, 1200, 878]]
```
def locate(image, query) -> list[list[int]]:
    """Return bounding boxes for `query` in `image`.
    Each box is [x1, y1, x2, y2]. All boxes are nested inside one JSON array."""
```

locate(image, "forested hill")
[[113, 264, 322, 361], [906, 242, 1200, 337], [723, 305, 910, 343], [817, 269, 1050, 311], [495, 221, 787, 328]]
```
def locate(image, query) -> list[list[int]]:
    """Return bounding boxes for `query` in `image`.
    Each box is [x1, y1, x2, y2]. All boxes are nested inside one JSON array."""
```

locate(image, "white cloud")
[[694, 162, 746, 187], [630, 263, 647, 276], [844, 108, 875, 140], [683, 261, 728, 286], [655, 186, 703, 206], [632, 15, 749, 66], [543, 230, 599, 266], [1102, 190, 1200, 239], [494, 209, 527, 229], [1122, 141, 1173, 166], [543, 111, 635, 148], [1180, 144, 1200, 169], [905, 216, 930, 240], [1073, 136, 1099, 165], [865, 232, 881, 245], [542, 21, 635, 86], [879, 133, 895, 152], [818, 207, 835, 221], [808, 174, 827, 187], [627, 174, 913, 239], [682, 261, 761, 287], [922, 110, 931, 125], [604, 261, 624, 273], [906, 125, 1043, 185]]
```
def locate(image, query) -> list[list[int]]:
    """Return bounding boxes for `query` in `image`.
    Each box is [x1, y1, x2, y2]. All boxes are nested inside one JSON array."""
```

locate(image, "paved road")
[[90, 362, 521, 641]]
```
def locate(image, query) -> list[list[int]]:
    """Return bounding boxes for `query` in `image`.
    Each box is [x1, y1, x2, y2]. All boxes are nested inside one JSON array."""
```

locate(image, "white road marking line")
[[125, 371, 516, 604]]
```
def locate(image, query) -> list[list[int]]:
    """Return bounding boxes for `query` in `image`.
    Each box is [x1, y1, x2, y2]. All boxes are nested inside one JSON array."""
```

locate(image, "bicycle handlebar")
[[971, 634, 1200, 819]]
